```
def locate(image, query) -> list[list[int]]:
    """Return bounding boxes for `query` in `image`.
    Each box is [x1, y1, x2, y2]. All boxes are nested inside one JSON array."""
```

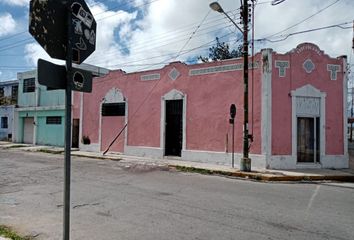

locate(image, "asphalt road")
[[1, 149, 354, 240]]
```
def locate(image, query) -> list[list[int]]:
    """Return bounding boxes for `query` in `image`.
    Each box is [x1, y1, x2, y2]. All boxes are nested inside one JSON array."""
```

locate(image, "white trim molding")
[[125, 145, 163, 158], [182, 149, 266, 169], [287, 84, 326, 169], [342, 57, 349, 162], [99, 88, 126, 153], [261, 49, 272, 168], [160, 89, 187, 156]]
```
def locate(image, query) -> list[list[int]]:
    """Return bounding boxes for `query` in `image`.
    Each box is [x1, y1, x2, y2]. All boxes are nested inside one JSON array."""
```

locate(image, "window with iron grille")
[[46, 116, 62, 125], [47, 86, 57, 91], [102, 102, 125, 116], [11, 85, 18, 103], [0, 87, 4, 104], [1, 117, 8, 129], [23, 78, 35, 93]]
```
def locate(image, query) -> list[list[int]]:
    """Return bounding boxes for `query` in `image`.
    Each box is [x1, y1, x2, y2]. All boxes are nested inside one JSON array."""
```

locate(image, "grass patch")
[[5, 145, 27, 149], [0, 225, 32, 240], [37, 149, 63, 154], [174, 166, 214, 175]]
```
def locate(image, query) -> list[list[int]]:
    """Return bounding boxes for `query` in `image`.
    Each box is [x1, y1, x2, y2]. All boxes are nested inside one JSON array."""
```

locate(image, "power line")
[[256, 21, 352, 43], [0, 0, 160, 45], [0, 38, 34, 52], [0, 7, 239, 57], [87, 23, 235, 65], [265, 0, 342, 38]]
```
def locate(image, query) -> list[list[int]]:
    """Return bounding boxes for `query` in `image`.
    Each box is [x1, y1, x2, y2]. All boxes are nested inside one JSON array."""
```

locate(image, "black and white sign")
[[71, 0, 96, 64], [29, 0, 96, 64], [38, 58, 93, 92]]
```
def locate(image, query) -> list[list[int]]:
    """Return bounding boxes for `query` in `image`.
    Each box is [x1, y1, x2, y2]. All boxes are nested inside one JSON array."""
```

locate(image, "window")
[[1, 117, 8, 129], [46, 116, 62, 125], [47, 86, 57, 91], [102, 102, 125, 116], [23, 78, 35, 93], [11, 85, 18, 103], [0, 87, 4, 104]]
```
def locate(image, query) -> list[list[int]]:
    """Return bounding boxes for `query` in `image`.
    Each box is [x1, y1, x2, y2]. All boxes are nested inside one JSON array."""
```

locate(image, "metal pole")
[[351, 87, 353, 142], [240, 0, 251, 171], [232, 121, 235, 168], [64, 2, 72, 239]]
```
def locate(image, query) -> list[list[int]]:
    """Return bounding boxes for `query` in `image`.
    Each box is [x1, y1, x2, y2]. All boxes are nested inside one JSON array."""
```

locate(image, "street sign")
[[38, 59, 93, 92], [70, 69, 92, 92], [70, 0, 96, 64], [29, 1, 96, 238], [230, 104, 236, 119], [29, 0, 96, 64], [38, 59, 66, 89], [29, 0, 67, 60]]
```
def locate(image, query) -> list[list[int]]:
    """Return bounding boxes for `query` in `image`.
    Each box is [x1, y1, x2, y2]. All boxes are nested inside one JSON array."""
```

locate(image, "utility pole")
[[209, 1, 252, 171], [240, 0, 251, 171], [351, 87, 353, 142]]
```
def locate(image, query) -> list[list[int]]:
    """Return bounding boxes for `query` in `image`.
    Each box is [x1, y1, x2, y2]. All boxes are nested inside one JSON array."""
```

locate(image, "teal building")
[[14, 70, 65, 146]]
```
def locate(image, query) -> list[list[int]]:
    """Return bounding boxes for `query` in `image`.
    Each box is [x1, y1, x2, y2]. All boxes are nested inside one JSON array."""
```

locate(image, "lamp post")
[[210, 1, 251, 171]]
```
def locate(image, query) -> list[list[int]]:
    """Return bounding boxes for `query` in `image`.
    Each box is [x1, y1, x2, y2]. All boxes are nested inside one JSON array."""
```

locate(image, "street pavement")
[[0, 141, 354, 182], [1, 148, 354, 240]]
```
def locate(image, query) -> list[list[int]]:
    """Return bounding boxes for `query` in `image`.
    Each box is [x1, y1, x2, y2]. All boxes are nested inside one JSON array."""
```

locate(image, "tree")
[[198, 37, 243, 62]]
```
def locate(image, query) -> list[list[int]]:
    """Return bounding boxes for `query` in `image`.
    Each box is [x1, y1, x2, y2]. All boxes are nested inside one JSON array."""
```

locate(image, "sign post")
[[229, 104, 236, 168], [63, 2, 73, 239], [29, 1, 96, 239]]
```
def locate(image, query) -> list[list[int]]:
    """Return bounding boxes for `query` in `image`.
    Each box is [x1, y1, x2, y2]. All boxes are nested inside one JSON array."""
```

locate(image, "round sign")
[[230, 104, 236, 119]]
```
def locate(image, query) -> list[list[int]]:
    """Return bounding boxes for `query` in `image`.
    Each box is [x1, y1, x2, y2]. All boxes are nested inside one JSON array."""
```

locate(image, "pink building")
[[74, 43, 349, 169]]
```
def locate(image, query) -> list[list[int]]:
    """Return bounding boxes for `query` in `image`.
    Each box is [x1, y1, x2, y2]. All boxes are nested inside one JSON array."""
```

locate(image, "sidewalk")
[[1, 141, 354, 182]]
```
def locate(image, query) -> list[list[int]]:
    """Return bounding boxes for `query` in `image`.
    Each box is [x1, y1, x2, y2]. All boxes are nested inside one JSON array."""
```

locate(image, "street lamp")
[[209, 2, 244, 34], [210, 1, 251, 172]]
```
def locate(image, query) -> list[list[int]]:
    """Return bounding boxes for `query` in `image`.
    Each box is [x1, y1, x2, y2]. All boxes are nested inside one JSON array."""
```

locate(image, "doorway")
[[165, 100, 183, 156], [72, 119, 79, 148], [297, 117, 320, 163], [23, 117, 34, 144]]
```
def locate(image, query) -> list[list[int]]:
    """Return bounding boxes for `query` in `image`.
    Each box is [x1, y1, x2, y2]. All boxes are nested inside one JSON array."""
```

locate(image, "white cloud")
[[253, 0, 353, 58], [0, 0, 28, 7], [23, 0, 354, 72], [24, 43, 65, 66], [0, 12, 16, 37]]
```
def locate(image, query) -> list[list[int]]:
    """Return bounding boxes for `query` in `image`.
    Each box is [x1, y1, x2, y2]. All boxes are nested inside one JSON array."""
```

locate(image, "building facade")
[[76, 43, 348, 169], [13, 70, 66, 146], [0, 80, 18, 141], [13, 64, 109, 147]]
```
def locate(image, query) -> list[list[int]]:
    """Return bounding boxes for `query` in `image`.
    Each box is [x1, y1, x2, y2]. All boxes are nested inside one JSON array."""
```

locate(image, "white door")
[[23, 117, 34, 144]]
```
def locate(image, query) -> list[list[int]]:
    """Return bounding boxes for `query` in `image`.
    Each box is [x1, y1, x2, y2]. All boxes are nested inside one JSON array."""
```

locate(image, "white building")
[[0, 80, 18, 141]]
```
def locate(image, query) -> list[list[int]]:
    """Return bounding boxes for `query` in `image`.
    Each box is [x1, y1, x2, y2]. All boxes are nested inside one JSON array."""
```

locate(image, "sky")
[[0, 0, 353, 83]]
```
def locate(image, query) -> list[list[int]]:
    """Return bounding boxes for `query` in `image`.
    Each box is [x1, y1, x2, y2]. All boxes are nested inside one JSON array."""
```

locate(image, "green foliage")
[[0, 225, 32, 240], [198, 37, 243, 62]]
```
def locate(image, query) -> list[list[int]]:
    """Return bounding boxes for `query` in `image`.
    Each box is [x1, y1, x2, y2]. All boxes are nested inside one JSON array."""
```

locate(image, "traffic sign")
[[29, 0, 67, 61], [38, 58, 93, 92], [70, 69, 92, 92], [29, 0, 96, 64], [38, 59, 66, 89], [70, 0, 96, 64]]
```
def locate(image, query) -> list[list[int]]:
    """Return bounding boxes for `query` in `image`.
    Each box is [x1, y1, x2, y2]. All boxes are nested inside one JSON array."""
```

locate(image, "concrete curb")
[[2, 142, 354, 183], [170, 165, 354, 182]]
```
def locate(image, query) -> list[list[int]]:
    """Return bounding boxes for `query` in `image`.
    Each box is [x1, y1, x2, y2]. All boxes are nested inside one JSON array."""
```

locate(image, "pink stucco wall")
[[101, 116, 125, 152], [79, 56, 263, 154], [271, 43, 345, 155]]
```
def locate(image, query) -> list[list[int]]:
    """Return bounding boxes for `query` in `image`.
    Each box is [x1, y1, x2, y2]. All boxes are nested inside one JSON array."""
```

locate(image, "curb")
[[2, 144, 354, 182], [170, 165, 354, 182]]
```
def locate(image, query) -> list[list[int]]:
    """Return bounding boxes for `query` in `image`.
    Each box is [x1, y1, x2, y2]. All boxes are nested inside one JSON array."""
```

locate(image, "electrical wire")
[[173, 9, 212, 60], [265, 0, 342, 38], [256, 21, 352, 43]]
